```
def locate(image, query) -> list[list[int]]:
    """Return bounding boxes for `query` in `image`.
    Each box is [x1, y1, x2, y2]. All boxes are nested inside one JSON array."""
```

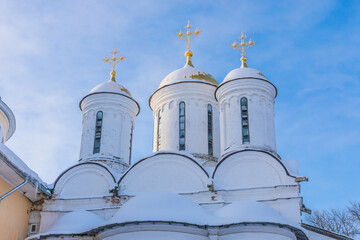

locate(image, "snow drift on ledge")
[[32, 192, 299, 239]]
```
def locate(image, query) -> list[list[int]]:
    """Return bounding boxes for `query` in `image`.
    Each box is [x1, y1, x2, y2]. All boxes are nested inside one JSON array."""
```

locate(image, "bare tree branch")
[[305, 205, 360, 238], [349, 202, 360, 222]]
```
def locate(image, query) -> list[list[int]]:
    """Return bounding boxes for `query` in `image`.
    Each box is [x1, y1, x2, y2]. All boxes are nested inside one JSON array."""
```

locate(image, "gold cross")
[[231, 33, 255, 68], [104, 47, 126, 81], [177, 20, 202, 66]]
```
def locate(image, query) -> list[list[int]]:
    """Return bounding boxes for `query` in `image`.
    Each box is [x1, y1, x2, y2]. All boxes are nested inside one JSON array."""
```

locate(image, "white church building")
[[0, 24, 354, 240]]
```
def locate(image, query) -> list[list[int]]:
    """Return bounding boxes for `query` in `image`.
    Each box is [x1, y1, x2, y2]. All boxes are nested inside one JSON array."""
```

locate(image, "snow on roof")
[[106, 192, 213, 225], [159, 64, 218, 89], [52, 159, 122, 188], [88, 159, 124, 181], [223, 67, 268, 83], [90, 80, 131, 96], [30, 192, 301, 238], [106, 192, 296, 227], [27, 210, 105, 239], [131, 150, 206, 169], [0, 143, 47, 188], [120, 150, 210, 182], [213, 200, 291, 225]]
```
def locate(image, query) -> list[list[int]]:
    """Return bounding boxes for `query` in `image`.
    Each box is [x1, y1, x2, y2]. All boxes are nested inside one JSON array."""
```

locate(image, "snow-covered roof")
[[107, 192, 213, 225], [159, 64, 218, 89], [90, 80, 131, 96], [31, 192, 307, 239], [213, 200, 291, 225], [53, 159, 123, 186], [119, 150, 210, 184], [105, 192, 295, 226], [223, 67, 268, 83], [0, 143, 47, 189], [132, 150, 205, 167], [213, 147, 297, 179], [27, 210, 105, 239]]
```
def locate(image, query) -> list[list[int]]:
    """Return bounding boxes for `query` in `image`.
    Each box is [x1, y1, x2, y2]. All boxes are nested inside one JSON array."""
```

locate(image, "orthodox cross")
[[176, 20, 202, 66], [104, 47, 126, 81], [231, 33, 255, 68], [177, 20, 202, 52]]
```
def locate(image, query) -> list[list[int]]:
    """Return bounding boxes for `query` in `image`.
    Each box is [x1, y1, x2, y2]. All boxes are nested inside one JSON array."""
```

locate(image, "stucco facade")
[[0, 177, 31, 240]]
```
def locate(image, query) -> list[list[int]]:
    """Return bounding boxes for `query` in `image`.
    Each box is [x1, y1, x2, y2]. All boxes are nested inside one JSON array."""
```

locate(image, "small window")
[[30, 224, 37, 233], [93, 111, 103, 154], [179, 102, 185, 150], [241, 97, 250, 143], [207, 104, 213, 155]]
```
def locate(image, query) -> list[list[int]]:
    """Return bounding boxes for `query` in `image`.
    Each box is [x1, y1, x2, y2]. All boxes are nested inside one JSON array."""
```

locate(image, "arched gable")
[[119, 152, 209, 193], [213, 149, 296, 189], [54, 162, 116, 198]]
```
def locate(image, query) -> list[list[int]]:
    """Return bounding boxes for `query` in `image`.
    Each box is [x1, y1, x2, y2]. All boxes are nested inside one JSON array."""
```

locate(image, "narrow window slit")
[[207, 104, 213, 155], [179, 102, 185, 150], [157, 110, 161, 151], [93, 111, 103, 154], [241, 98, 250, 143]]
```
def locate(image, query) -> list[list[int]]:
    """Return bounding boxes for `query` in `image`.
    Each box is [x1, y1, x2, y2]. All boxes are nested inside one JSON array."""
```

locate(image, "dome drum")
[[150, 82, 220, 158], [216, 68, 277, 155], [79, 90, 139, 165]]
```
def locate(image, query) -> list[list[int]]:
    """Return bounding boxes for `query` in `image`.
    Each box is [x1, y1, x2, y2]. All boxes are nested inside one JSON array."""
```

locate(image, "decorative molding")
[[0, 99, 16, 141]]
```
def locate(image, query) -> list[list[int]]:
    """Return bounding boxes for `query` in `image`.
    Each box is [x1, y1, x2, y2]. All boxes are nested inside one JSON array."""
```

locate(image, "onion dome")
[[90, 71, 131, 96], [159, 21, 218, 89], [223, 66, 268, 83], [159, 51, 218, 88], [88, 48, 131, 96], [220, 32, 274, 88]]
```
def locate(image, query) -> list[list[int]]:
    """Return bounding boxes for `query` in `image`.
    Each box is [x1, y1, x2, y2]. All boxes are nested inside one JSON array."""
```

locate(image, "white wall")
[[79, 93, 138, 164], [216, 79, 277, 155], [150, 83, 220, 158], [119, 152, 209, 193], [98, 223, 297, 240], [54, 163, 116, 198], [213, 151, 295, 189], [219, 225, 296, 240]]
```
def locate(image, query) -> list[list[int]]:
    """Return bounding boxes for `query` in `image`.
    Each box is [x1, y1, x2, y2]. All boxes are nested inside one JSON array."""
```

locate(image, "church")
[[0, 22, 353, 240]]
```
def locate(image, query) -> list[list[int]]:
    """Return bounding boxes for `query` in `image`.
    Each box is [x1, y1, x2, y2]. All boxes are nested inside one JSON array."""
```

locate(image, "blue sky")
[[0, 0, 359, 212]]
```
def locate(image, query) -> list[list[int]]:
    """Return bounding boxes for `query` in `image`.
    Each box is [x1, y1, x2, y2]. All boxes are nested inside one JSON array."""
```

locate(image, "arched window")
[[207, 104, 213, 155], [156, 110, 161, 151], [241, 98, 250, 143], [93, 111, 103, 154], [179, 101, 185, 150], [129, 122, 134, 165]]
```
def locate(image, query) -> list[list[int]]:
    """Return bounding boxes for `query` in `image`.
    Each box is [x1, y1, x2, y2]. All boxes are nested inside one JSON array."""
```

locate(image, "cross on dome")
[[104, 47, 126, 82], [231, 32, 255, 68], [176, 20, 202, 67]]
